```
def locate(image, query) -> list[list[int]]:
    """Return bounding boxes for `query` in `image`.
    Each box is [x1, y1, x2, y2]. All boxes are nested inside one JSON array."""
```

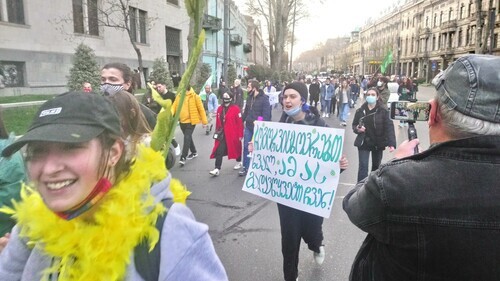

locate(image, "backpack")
[[134, 198, 173, 281]]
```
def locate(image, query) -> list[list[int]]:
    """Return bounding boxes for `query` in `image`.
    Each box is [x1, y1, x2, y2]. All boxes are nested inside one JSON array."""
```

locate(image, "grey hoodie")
[[0, 174, 228, 281]]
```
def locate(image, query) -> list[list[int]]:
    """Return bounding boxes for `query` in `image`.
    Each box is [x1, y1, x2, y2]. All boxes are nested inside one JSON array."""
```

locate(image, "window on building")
[[129, 7, 147, 44], [165, 26, 182, 74], [0, 61, 25, 87], [88, 0, 98, 36], [449, 8, 453, 21], [440, 11, 443, 25], [460, 4, 465, 19], [433, 35, 436, 50], [466, 27, 470, 44], [1, 0, 25, 24], [72, 0, 99, 36], [468, 2, 473, 17], [494, 33, 498, 48], [433, 14, 437, 27], [458, 29, 462, 46], [411, 36, 414, 53], [425, 16, 429, 27], [438, 35, 441, 48], [167, 0, 179, 5]]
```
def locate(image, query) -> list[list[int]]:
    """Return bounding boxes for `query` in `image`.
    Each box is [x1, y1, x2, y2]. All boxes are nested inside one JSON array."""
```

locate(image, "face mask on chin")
[[284, 105, 302, 117], [377, 81, 383, 87], [100, 83, 124, 96]]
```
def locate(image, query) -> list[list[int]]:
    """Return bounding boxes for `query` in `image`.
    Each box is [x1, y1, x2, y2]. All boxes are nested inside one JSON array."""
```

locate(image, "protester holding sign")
[[276, 82, 348, 281]]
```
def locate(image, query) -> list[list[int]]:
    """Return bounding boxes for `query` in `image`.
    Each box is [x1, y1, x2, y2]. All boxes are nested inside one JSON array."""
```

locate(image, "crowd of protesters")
[[1, 55, 499, 281]]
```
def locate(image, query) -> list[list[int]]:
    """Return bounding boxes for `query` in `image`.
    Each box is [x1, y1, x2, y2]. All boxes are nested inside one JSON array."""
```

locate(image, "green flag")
[[380, 50, 393, 74]]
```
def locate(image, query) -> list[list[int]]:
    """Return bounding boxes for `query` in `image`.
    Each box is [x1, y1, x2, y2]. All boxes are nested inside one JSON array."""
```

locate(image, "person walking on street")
[[172, 86, 208, 166], [376, 76, 390, 106], [344, 54, 500, 281], [239, 80, 271, 176], [309, 78, 321, 108], [231, 79, 244, 111], [352, 87, 396, 182], [336, 80, 353, 126], [274, 82, 349, 281], [206, 85, 219, 135], [209, 92, 243, 176], [320, 78, 334, 117]]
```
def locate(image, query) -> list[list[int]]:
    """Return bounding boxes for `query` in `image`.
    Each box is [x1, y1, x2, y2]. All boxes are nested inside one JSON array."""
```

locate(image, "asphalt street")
[[169, 86, 435, 281]]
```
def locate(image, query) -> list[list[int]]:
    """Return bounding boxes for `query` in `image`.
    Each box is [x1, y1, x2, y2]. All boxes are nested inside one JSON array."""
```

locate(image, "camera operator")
[[343, 54, 500, 280]]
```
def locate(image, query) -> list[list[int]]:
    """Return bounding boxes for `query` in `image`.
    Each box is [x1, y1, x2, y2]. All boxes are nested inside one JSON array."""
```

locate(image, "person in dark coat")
[[352, 87, 396, 182], [239, 80, 271, 176], [231, 79, 244, 111], [308, 78, 321, 107], [209, 92, 243, 176]]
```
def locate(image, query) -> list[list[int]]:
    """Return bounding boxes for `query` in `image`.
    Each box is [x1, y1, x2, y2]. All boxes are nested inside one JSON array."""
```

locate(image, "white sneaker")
[[313, 246, 325, 265], [233, 162, 243, 170], [326, 113, 329, 118], [322, 112, 326, 117], [174, 145, 181, 156], [209, 168, 220, 176]]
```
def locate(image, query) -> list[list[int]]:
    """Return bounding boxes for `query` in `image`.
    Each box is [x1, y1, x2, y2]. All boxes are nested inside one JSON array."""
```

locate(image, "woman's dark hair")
[[102, 63, 135, 93], [0, 108, 8, 139]]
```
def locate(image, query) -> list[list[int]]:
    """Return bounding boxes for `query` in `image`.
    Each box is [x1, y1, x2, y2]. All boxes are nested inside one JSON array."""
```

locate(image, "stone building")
[[0, 0, 188, 95], [350, 0, 499, 81]]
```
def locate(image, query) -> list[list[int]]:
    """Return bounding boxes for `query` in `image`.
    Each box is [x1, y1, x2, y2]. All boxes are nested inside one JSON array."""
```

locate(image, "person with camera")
[[352, 87, 396, 182], [343, 54, 500, 281]]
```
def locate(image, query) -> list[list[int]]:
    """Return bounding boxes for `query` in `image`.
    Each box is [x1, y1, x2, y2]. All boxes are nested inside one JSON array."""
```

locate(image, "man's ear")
[[428, 98, 440, 127]]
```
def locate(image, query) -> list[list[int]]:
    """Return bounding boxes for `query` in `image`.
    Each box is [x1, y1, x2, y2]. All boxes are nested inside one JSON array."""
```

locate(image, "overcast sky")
[[234, 0, 399, 59]]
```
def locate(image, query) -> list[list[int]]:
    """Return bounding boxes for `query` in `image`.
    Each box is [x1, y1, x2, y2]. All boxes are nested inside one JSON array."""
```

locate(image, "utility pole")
[[289, 0, 297, 72], [223, 0, 229, 84]]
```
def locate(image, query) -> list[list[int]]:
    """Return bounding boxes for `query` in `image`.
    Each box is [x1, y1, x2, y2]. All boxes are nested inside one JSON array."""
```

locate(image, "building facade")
[[350, 0, 499, 81], [0, 0, 191, 95], [244, 15, 269, 67]]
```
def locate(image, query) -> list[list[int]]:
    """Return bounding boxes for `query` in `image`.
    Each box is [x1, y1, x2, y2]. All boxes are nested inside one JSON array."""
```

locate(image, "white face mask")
[[377, 81, 383, 87]]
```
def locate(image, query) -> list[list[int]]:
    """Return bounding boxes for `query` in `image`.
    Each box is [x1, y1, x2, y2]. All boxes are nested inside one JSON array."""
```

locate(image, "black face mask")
[[223, 98, 232, 105]]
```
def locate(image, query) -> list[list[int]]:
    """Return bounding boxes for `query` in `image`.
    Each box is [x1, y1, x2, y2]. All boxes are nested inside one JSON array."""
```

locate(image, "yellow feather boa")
[[1, 146, 191, 281]]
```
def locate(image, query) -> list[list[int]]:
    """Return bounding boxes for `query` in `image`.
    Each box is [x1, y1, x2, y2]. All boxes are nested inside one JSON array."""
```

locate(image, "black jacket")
[[242, 89, 271, 131], [352, 102, 396, 150]]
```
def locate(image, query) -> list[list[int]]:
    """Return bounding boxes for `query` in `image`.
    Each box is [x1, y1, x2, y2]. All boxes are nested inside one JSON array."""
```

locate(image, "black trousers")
[[278, 203, 324, 281], [180, 123, 196, 158], [330, 98, 337, 115], [214, 137, 241, 169]]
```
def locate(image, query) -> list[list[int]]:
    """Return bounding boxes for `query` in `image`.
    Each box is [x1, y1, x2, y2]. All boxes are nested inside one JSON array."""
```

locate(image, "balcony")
[[419, 27, 431, 38], [202, 14, 222, 32], [243, 43, 252, 53], [440, 20, 457, 32], [230, 34, 243, 46]]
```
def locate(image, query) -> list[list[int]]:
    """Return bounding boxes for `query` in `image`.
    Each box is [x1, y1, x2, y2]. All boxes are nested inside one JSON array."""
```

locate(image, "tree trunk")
[[474, 0, 483, 54]]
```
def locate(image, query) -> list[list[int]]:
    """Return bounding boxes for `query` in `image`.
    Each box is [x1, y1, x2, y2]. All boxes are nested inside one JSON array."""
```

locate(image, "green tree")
[[227, 64, 237, 86], [149, 57, 174, 89], [195, 63, 212, 92], [67, 44, 100, 91]]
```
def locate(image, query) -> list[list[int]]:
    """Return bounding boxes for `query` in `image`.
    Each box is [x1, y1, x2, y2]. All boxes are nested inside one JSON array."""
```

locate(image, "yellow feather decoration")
[[6, 145, 190, 281]]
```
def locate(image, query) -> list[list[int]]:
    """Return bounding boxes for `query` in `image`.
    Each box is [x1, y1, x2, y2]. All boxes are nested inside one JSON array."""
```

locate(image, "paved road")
[[169, 86, 436, 281]]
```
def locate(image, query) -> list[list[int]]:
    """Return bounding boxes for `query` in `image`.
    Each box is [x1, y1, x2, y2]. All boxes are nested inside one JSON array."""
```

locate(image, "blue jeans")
[[322, 99, 331, 114], [339, 103, 350, 122], [357, 149, 383, 182], [242, 127, 253, 169]]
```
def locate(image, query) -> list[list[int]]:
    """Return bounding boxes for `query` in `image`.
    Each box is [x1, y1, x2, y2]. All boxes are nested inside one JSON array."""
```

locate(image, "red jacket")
[[210, 104, 243, 159]]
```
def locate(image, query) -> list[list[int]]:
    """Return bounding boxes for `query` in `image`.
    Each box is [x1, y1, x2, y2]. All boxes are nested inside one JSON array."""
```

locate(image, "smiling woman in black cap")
[[277, 82, 348, 281], [0, 91, 227, 281]]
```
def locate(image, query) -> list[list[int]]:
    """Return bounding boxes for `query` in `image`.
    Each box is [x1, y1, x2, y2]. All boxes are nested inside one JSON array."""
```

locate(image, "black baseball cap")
[[2, 91, 121, 157]]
